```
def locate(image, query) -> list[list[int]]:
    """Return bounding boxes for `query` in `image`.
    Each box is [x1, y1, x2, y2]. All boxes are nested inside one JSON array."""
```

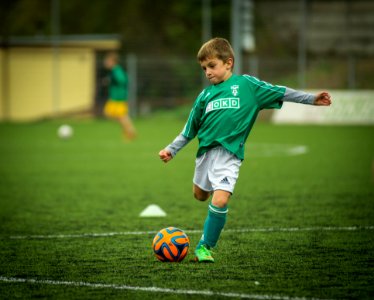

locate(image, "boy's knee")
[[212, 198, 228, 208], [194, 192, 210, 201], [193, 185, 210, 201], [211, 190, 231, 208]]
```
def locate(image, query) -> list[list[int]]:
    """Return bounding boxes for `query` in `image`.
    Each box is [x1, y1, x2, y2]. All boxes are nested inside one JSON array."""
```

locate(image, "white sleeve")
[[165, 134, 191, 157], [282, 87, 315, 105]]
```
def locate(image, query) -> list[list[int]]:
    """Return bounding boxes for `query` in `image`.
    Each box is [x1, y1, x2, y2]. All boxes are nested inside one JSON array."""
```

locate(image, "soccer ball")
[[152, 227, 190, 262], [57, 124, 73, 139]]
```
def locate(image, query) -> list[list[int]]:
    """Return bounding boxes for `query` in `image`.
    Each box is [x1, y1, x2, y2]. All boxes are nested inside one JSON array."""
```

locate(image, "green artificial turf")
[[0, 114, 373, 299]]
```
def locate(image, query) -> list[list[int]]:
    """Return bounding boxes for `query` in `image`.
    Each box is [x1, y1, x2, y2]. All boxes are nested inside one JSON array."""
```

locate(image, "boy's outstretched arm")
[[159, 134, 191, 163], [282, 88, 332, 106]]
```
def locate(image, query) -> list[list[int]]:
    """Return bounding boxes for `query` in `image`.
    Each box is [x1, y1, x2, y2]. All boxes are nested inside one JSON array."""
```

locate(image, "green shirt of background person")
[[109, 64, 128, 101]]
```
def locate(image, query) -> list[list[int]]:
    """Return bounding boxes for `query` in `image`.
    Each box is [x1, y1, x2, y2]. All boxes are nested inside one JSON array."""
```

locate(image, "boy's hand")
[[314, 91, 332, 106], [159, 149, 173, 163]]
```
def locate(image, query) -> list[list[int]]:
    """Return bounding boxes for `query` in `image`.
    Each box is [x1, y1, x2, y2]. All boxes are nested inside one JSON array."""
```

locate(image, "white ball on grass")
[[57, 124, 73, 139]]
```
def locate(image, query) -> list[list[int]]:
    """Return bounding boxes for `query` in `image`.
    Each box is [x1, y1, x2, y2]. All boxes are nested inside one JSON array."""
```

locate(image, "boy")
[[103, 52, 136, 140], [159, 38, 331, 263]]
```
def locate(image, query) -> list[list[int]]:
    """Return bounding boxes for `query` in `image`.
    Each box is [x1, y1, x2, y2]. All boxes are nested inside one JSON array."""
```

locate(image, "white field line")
[[0, 276, 333, 300], [8, 226, 374, 240]]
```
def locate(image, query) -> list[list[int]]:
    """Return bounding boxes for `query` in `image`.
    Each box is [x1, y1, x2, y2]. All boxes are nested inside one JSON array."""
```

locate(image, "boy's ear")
[[226, 58, 234, 69]]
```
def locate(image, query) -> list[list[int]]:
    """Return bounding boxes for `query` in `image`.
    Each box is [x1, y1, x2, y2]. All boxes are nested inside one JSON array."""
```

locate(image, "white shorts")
[[193, 146, 242, 194]]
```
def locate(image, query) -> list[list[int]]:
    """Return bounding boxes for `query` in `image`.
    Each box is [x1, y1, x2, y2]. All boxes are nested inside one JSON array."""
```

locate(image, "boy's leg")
[[196, 190, 230, 250], [119, 115, 136, 139], [193, 184, 211, 201], [193, 147, 240, 261]]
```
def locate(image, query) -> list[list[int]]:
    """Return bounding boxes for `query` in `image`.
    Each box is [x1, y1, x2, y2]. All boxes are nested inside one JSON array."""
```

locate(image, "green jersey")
[[182, 74, 285, 160], [109, 65, 128, 101]]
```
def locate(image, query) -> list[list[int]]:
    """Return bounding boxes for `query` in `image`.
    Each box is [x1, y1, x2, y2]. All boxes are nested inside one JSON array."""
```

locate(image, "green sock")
[[197, 203, 228, 250]]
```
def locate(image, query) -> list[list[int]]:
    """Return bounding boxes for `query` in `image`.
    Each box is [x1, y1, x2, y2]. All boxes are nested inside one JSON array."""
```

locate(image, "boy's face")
[[200, 57, 233, 84], [104, 56, 116, 70]]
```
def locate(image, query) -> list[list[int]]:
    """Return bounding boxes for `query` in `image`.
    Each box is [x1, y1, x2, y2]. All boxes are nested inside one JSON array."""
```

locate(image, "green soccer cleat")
[[194, 245, 215, 263]]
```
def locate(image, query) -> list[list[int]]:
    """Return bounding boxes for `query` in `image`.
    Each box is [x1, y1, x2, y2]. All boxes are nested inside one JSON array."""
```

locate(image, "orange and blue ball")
[[152, 227, 190, 262]]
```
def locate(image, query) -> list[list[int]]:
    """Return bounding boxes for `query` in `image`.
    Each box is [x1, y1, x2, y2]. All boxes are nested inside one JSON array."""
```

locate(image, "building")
[[0, 35, 120, 121]]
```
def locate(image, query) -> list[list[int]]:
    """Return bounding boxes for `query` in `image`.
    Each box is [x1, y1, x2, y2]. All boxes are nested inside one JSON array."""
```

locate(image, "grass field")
[[0, 113, 373, 299]]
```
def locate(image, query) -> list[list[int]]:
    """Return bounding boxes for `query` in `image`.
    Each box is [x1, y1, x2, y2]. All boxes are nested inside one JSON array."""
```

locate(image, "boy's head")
[[104, 52, 119, 70], [197, 38, 235, 84], [197, 38, 235, 70]]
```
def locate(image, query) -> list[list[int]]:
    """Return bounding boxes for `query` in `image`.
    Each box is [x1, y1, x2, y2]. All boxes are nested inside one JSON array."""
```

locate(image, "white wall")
[[272, 90, 374, 125]]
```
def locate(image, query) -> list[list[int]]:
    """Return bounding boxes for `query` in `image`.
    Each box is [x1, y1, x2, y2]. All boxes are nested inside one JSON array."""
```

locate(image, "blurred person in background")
[[103, 52, 136, 140]]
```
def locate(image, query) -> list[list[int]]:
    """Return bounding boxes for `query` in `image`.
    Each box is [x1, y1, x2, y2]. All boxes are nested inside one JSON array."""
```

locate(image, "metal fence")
[[96, 54, 373, 117]]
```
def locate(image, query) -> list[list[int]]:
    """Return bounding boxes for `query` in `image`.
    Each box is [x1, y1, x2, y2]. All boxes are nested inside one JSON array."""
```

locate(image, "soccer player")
[[159, 38, 331, 263], [103, 52, 136, 140]]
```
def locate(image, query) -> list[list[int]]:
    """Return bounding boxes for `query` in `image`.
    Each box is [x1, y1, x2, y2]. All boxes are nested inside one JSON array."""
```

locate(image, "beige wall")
[[59, 48, 95, 112], [0, 47, 95, 121], [0, 49, 4, 120]]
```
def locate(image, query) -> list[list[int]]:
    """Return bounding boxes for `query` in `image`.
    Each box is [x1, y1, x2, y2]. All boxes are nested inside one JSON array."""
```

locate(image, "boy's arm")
[[159, 134, 191, 163], [282, 88, 331, 106], [159, 90, 204, 163]]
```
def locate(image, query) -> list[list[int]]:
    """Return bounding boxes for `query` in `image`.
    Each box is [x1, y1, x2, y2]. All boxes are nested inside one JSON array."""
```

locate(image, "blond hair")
[[197, 37, 235, 69]]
